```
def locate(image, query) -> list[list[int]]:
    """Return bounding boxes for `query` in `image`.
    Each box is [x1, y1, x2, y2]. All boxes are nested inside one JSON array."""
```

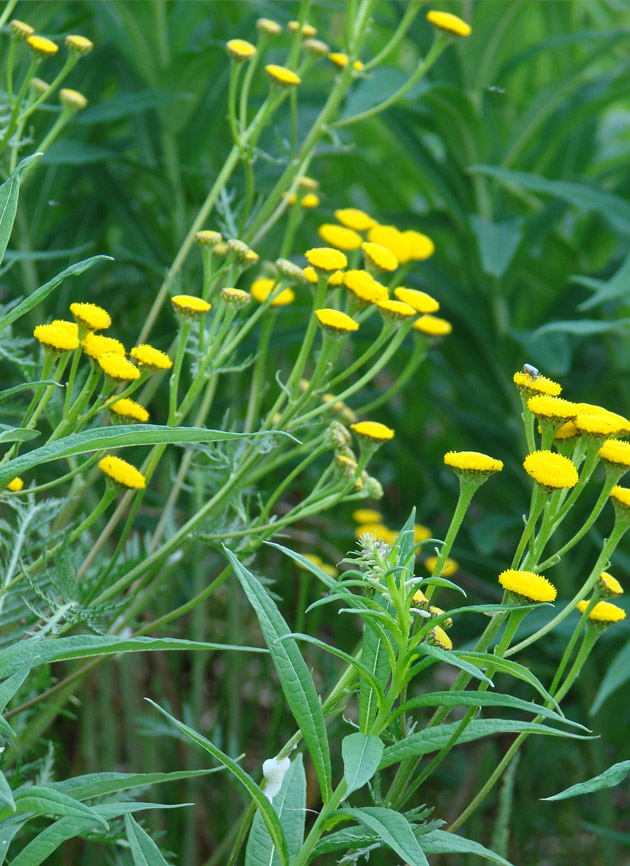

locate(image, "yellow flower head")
[[303, 37, 330, 57], [513, 370, 562, 397], [9, 20, 34, 40], [352, 508, 383, 524], [429, 606, 453, 628], [303, 266, 317, 285], [70, 302, 111, 332], [367, 224, 412, 264], [377, 299, 417, 321], [82, 333, 125, 360], [51, 319, 79, 338], [305, 247, 348, 272], [523, 450, 578, 490], [394, 287, 439, 314], [498, 569, 557, 603], [351, 421, 395, 443], [97, 353, 140, 382], [287, 190, 320, 208], [33, 323, 78, 353], [599, 439, 630, 470], [172, 295, 211, 317], [335, 208, 376, 232], [598, 571, 623, 599], [195, 229, 223, 247], [130, 344, 173, 371], [413, 315, 452, 337], [328, 270, 345, 287], [59, 88, 88, 111], [403, 230, 435, 261], [221, 287, 251, 308], [610, 485, 630, 513], [27, 35, 58, 57], [577, 599, 626, 624], [65, 34, 93, 55], [575, 413, 623, 438], [256, 18, 282, 37], [328, 52, 364, 71], [444, 451, 503, 474], [412, 589, 429, 609], [266, 64, 301, 87], [5, 477, 24, 492], [554, 421, 579, 440], [226, 38, 256, 61], [362, 241, 398, 273], [426, 10, 472, 37], [343, 270, 388, 305], [109, 398, 149, 423], [426, 555, 458, 577], [251, 278, 295, 307], [427, 625, 452, 651], [318, 224, 363, 251], [288, 20, 317, 38], [98, 455, 146, 490], [315, 308, 359, 334], [527, 395, 577, 423]]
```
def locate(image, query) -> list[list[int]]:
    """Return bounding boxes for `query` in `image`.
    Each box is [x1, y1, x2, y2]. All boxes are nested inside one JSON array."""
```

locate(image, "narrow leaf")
[[0, 429, 39, 444], [125, 814, 169, 866], [6, 786, 108, 828], [342, 734, 384, 796], [0, 772, 16, 812], [414, 644, 493, 685], [542, 760, 630, 801], [358, 623, 391, 732], [245, 755, 305, 866], [421, 829, 516, 865], [51, 768, 220, 801], [339, 807, 429, 866], [0, 154, 42, 266]]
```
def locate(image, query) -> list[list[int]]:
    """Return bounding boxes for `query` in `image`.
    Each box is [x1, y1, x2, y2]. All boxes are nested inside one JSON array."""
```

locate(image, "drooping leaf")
[[3, 786, 108, 828], [245, 754, 305, 866], [338, 807, 429, 866], [414, 644, 493, 686], [542, 760, 630, 801], [456, 651, 560, 709], [342, 733, 384, 796]]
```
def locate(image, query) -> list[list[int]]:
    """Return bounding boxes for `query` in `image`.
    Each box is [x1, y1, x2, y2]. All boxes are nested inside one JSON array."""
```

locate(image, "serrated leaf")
[[342, 734, 384, 796], [421, 829, 516, 864], [542, 760, 630, 801], [224, 546, 332, 802], [338, 807, 429, 866], [245, 755, 305, 866], [0, 155, 42, 266], [125, 814, 169, 866]]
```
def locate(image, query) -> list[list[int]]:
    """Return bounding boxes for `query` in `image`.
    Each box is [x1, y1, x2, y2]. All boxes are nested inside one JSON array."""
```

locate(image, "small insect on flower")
[[522, 363, 539, 380]]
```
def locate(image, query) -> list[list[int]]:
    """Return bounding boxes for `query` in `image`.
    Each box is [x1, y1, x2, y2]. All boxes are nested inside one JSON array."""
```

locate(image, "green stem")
[[357, 336, 427, 414], [425, 478, 479, 601], [168, 320, 192, 423], [363, 0, 424, 71]]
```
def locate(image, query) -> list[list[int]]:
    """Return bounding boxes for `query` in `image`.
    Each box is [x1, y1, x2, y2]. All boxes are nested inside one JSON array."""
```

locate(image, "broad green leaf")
[[0, 428, 39, 445], [342, 733, 384, 796], [125, 814, 169, 866], [147, 699, 289, 866], [542, 760, 630, 801], [0, 816, 27, 866], [339, 807, 429, 866], [0, 382, 61, 404], [0, 154, 41, 266], [0, 255, 112, 333], [4, 786, 108, 828], [245, 755, 305, 866], [358, 621, 391, 732], [414, 644, 493, 686], [0, 425, 295, 490], [0, 772, 16, 812], [421, 829, 516, 865], [591, 638, 630, 714], [224, 546, 332, 802], [470, 215, 523, 278], [51, 768, 220, 801], [456, 652, 560, 710], [379, 720, 591, 769]]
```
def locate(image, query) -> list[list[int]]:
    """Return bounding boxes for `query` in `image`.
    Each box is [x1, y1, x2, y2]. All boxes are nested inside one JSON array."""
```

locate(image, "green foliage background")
[[3, 1, 630, 863]]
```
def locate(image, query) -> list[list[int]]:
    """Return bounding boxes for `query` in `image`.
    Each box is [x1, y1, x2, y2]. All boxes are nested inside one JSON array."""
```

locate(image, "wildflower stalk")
[[357, 336, 427, 414], [363, 0, 425, 71], [326, 319, 396, 390], [0, 56, 38, 156], [510, 484, 546, 568], [0, 0, 18, 31], [168, 320, 192, 424], [244, 314, 275, 433], [425, 478, 479, 601]]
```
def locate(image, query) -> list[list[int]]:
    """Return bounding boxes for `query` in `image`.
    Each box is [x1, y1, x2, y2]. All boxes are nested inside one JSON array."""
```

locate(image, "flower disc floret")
[[513, 370, 561, 397], [413, 315, 452, 336], [98, 455, 146, 490], [362, 242, 398, 272], [315, 309, 359, 334], [82, 333, 125, 359], [335, 208, 376, 232], [51, 320, 79, 339], [351, 421, 395, 442], [444, 451, 503, 474], [256, 18, 282, 37], [265, 64, 301, 87], [172, 295, 211, 316], [403, 230, 435, 260], [577, 600, 626, 623], [70, 302, 111, 332], [251, 278, 295, 307], [599, 439, 630, 469], [9, 20, 34, 40], [109, 398, 149, 423], [303, 38, 330, 57], [598, 572, 623, 598], [318, 224, 362, 251], [226, 38, 256, 60], [394, 287, 439, 314], [305, 247, 348, 272], [288, 20, 317, 37], [498, 569, 557, 603], [59, 89, 88, 111], [65, 34, 93, 55], [195, 229, 222, 247], [527, 395, 577, 422], [328, 52, 363, 71], [130, 344, 173, 370], [98, 353, 140, 381], [27, 35, 58, 56], [427, 626, 452, 650], [221, 287, 251, 307], [343, 270, 388, 305], [426, 10, 472, 37], [377, 299, 417, 320], [33, 324, 78, 352], [523, 450, 578, 489], [575, 413, 621, 437], [554, 421, 579, 440], [610, 485, 630, 510], [367, 225, 412, 264]]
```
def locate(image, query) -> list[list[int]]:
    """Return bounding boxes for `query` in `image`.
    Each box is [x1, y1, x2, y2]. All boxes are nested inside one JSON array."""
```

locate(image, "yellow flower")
[[577, 599, 626, 623], [318, 224, 363, 251], [354, 522, 396, 543], [328, 270, 345, 287], [351, 421, 395, 442], [226, 38, 257, 61], [328, 52, 364, 71], [426, 555, 458, 577], [82, 333, 125, 360], [98, 353, 140, 382], [513, 370, 562, 397], [305, 247, 348, 272], [98, 455, 146, 490], [343, 270, 388, 305], [130, 344, 173, 371], [288, 20, 317, 38], [394, 287, 439, 314], [303, 37, 330, 57], [65, 34, 93, 55], [403, 230, 435, 260], [444, 451, 503, 474], [51, 319, 79, 338], [367, 225, 412, 264], [575, 413, 622, 438], [266, 64, 301, 87], [109, 398, 149, 423], [554, 421, 579, 440], [527, 395, 577, 423], [34, 323, 78, 353], [599, 439, 630, 470], [413, 315, 452, 337], [298, 176, 319, 191], [610, 485, 630, 511], [377, 299, 417, 320], [362, 241, 398, 273], [27, 35, 58, 57], [598, 571, 623, 598], [221, 287, 251, 307], [335, 208, 376, 232], [9, 20, 34, 40], [498, 569, 557, 603], [412, 589, 429, 609], [70, 302, 111, 332], [427, 625, 453, 650], [195, 229, 223, 247], [429, 606, 453, 628], [251, 278, 295, 307], [256, 18, 282, 37], [303, 266, 317, 285], [523, 450, 578, 489], [426, 10, 472, 37], [172, 295, 212, 316], [315, 308, 359, 334], [352, 508, 383, 524], [5, 477, 24, 492], [287, 191, 320, 208], [59, 88, 88, 111]]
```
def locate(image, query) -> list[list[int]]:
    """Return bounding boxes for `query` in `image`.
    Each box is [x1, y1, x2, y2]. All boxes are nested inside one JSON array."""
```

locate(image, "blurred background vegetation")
[[3, 1, 630, 863]]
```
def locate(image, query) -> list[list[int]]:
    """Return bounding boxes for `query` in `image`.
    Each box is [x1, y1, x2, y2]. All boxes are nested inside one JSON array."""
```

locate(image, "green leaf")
[[245, 754, 305, 866], [0, 428, 40, 445], [591, 638, 630, 714], [338, 807, 429, 866], [0, 665, 31, 711], [533, 319, 630, 338], [393, 507, 417, 565], [358, 621, 391, 733], [0, 255, 112, 333], [575, 252, 630, 310], [51, 768, 220, 800], [0, 154, 42, 266], [0, 382, 62, 404], [7, 816, 95, 866], [0, 772, 16, 813], [264, 542, 339, 591], [456, 652, 560, 710], [421, 829, 516, 865], [0, 425, 295, 490], [77, 90, 183, 124], [146, 699, 289, 866], [342, 733, 384, 796], [125, 814, 170, 866], [542, 760, 630, 801], [414, 644, 493, 686], [0, 816, 27, 866], [224, 546, 332, 802], [379, 720, 591, 769], [470, 215, 523, 278], [4, 786, 108, 828]]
